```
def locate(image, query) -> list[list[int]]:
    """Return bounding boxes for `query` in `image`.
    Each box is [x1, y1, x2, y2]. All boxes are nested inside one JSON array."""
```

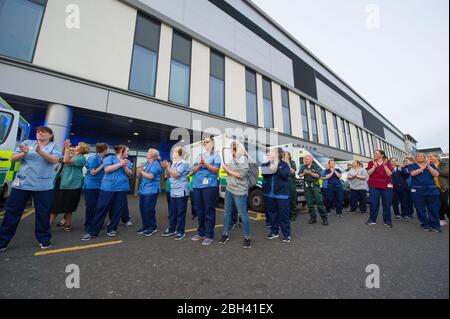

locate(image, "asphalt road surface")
[[0, 194, 448, 299]]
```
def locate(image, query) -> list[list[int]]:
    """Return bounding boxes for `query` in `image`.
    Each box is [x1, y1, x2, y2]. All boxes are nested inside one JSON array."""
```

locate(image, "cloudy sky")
[[253, 0, 449, 151]]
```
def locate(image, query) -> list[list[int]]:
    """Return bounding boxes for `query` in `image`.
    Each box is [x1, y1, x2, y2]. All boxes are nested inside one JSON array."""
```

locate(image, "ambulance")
[[0, 96, 30, 202]]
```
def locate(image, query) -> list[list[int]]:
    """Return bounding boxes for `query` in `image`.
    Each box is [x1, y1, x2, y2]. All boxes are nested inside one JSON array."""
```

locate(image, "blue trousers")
[[88, 191, 128, 236], [266, 197, 291, 238], [193, 187, 218, 239], [121, 196, 131, 223], [392, 189, 405, 216], [139, 193, 159, 232], [350, 189, 367, 213], [326, 185, 344, 215], [169, 196, 188, 235], [264, 196, 272, 227], [84, 188, 100, 230], [0, 188, 53, 248], [412, 187, 441, 230], [368, 188, 393, 225], [402, 190, 414, 217], [223, 191, 251, 238]]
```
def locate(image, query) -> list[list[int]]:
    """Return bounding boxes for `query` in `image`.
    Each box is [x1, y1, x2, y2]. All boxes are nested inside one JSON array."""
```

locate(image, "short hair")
[[415, 152, 427, 161], [96, 143, 109, 154], [36, 126, 54, 142], [78, 142, 90, 155], [429, 153, 441, 161], [113, 145, 128, 155], [172, 146, 185, 158], [148, 148, 160, 160]]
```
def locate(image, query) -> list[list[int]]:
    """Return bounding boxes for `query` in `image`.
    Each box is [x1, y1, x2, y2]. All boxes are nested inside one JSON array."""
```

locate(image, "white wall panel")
[[34, 0, 136, 90]]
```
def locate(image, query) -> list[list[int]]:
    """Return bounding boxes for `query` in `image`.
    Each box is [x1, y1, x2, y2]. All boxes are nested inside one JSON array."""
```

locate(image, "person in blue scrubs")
[[82, 145, 132, 240], [322, 159, 344, 217], [409, 153, 441, 232], [262, 148, 291, 243], [136, 148, 162, 237], [83, 143, 109, 231], [0, 126, 62, 252], [190, 136, 221, 246], [161, 146, 190, 240]]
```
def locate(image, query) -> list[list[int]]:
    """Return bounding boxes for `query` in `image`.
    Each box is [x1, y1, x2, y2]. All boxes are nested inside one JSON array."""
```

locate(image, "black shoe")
[[322, 217, 329, 226], [243, 237, 252, 249], [218, 235, 230, 245], [431, 228, 442, 233], [39, 242, 52, 250], [308, 216, 317, 224], [384, 223, 393, 229], [395, 215, 403, 221], [0, 246, 7, 253]]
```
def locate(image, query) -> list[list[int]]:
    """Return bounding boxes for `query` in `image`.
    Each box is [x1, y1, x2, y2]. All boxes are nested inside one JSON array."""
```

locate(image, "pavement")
[[0, 194, 448, 299]]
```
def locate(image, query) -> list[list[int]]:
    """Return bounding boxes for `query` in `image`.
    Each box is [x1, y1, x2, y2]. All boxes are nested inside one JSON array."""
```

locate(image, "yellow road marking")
[[35, 240, 123, 257], [215, 208, 266, 221], [0, 207, 34, 220]]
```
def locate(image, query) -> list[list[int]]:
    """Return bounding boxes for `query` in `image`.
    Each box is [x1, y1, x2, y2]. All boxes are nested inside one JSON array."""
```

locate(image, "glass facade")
[[345, 121, 353, 152], [169, 31, 192, 106], [245, 69, 258, 126], [262, 78, 273, 129], [300, 97, 309, 140], [333, 114, 340, 149], [310, 103, 318, 143], [209, 51, 225, 116], [321, 108, 329, 146], [281, 88, 291, 135], [0, 0, 47, 62], [129, 14, 161, 97]]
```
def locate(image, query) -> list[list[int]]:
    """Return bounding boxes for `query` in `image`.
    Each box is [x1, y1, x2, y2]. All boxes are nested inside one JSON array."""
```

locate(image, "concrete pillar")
[[45, 104, 73, 147]]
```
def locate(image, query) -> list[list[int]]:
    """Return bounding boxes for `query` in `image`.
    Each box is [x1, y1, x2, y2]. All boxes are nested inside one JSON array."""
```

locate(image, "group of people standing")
[[0, 126, 448, 254]]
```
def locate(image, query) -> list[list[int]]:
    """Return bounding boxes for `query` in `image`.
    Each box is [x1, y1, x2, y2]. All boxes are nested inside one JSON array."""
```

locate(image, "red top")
[[367, 160, 394, 189]]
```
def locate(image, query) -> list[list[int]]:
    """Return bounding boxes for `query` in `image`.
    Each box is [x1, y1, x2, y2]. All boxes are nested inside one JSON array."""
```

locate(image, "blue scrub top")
[[12, 140, 62, 191], [84, 154, 104, 189], [170, 160, 190, 198], [409, 163, 439, 188], [193, 152, 221, 189], [138, 160, 162, 196], [100, 156, 132, 192], [324, 168, 343, 188]]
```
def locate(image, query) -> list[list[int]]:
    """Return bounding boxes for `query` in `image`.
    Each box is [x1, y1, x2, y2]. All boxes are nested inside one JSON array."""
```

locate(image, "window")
[[365, 131, 372, 157], [245, 69, 258, 126], [209, 51, 225, 116], [0, 111, 13, 144], [345, 121, 353, 152], [300, 97, 309, 140], [310, 103, 319, 143], [0, 0, 47, 62], [359, 129, 366, 155], [341, 119, 348, 151], [129, 14, 161, 97], [262, 78, 273, 129], [169, 31, 192, 106], [356, 127, 363, 155], [321, 108, 329, 146], [281, 88, 291, 135], [333, 115, 340, 149]]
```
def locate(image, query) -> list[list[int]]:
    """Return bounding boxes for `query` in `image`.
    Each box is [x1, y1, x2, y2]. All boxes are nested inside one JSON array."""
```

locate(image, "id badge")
[[13, 180, 21, 187], [387, 183, 394, 189], [202, 178, 209, 186]]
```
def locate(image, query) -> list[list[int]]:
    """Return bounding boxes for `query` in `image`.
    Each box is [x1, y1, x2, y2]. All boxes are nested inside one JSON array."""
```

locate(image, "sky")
[[252, 0, 449, 151]]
